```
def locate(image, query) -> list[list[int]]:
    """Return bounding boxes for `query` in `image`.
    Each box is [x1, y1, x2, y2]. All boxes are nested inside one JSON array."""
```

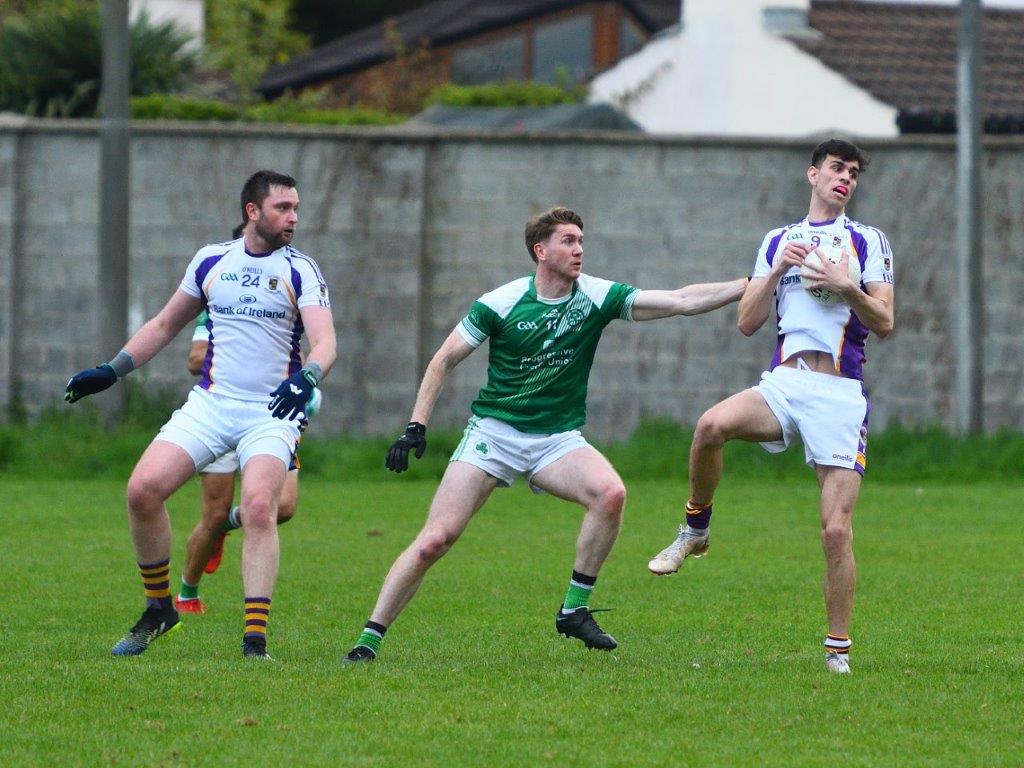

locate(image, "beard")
[[254, 219, 292, 250]]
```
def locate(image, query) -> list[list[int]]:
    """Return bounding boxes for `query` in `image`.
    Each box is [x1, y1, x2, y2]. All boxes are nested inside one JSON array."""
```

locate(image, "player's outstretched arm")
[[269, 305, 336, 420], [386, 328, 476, 472], [630, 278, 748, 321], [66, 290, 203, 403]]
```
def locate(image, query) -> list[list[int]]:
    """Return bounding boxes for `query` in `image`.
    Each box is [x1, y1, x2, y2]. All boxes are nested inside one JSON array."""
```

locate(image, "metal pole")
[[99, 0, 131, 418], [956, 0, 983, 434]]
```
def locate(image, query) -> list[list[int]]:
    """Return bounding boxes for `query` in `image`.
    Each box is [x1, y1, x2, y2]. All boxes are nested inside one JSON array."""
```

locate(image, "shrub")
[[0, 0, 195, 118], [429, 81, 585, 109]]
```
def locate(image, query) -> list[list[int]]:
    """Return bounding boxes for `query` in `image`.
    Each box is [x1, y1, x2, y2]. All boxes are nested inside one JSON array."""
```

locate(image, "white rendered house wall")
[[590, 0, 898, 137]]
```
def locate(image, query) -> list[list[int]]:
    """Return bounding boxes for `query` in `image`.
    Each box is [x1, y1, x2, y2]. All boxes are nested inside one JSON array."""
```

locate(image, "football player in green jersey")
[[343, 207, 747, 662]]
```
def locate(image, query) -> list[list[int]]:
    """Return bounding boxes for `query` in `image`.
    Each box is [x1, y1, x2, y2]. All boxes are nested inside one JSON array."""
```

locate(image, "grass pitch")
[[2, 476, 1020, 767]]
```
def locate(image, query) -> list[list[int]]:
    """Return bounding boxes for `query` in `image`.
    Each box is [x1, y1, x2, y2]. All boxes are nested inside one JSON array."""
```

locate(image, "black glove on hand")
[[386, 422, 427, 472], [65, 365, 117, 404], [269, 368, 317, 420]]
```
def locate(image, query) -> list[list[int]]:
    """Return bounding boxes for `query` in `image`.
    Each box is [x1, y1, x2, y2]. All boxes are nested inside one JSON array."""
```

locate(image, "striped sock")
[[224, 506, 242, 532], [561, 570, 596, 613], [178, 578, 199, 600], [685, 499, 713, 531], [139, 558, 173, 610], [824, 633, 851, 655], [354, 621, 387, 655], [244, 597, 271, 643]]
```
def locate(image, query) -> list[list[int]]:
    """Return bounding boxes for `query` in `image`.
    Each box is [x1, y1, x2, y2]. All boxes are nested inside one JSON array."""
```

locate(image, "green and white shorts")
[[451, 416, 590, 489]]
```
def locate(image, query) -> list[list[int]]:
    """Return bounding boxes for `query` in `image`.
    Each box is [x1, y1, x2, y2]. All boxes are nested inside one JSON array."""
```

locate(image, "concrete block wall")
[[2, 122, 1021, 438]]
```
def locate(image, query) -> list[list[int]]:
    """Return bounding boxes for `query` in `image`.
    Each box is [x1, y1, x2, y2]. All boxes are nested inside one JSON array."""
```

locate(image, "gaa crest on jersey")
[[267, 277, 279, 291], [883, 256, 892, 271], [832, 235, 843, 248]]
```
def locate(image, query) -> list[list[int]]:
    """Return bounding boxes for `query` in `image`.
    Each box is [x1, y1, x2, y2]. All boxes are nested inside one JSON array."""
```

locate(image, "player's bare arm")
[[802, 253, 894, 338], [123, 290, 205, 368], [385, 329, 476, 473], [297, 305, 337, 379], [410, 329, 477, 425], [738, 242, 809, 335], [629, 278, 747, 321], [66, 290, 204, 403]]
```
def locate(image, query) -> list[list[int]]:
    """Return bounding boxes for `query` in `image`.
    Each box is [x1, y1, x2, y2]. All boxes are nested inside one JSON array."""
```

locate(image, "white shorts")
[[202, 450, 240, 475], [450, 416, 590, 489], [200, 446, 301, 475], [155, 387, 300, 472], [753, 366, 869, 474]]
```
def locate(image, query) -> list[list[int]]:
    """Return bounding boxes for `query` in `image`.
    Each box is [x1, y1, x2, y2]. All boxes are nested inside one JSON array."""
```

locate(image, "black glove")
[[386, 422, 427, 472], [269, 368, 317, 420], [65, 365, 117, 404]]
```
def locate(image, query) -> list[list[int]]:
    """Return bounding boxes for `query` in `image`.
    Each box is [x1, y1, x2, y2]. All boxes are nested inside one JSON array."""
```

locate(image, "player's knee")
[[126, 474, 166, 516], [596, 480, 626, 517], [242, 496, 276, 531], [416, 530, 455, 563], [821, 522, 852, 555], [694, 410, 727, 446]]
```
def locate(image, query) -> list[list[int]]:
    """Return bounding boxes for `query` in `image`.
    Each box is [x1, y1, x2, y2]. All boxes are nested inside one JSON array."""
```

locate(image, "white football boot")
[[647, 525, 710, 575], [825, 652, 851, 674]]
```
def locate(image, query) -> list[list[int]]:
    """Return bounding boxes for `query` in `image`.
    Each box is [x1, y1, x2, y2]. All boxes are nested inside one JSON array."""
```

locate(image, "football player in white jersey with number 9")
[[647, 139, 895, 675]]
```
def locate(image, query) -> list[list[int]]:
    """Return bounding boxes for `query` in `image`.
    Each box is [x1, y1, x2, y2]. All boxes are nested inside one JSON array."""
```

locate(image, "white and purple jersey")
[[752, 214, 894, 380], [179, 238, 330, 402]]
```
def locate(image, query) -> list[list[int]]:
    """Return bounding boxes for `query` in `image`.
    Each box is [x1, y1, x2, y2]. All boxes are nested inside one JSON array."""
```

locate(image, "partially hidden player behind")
[[646, 139, 895, 674], [342, 206, 749, 663], [65, 170, 335, 659], [174, 305, 323, 614]]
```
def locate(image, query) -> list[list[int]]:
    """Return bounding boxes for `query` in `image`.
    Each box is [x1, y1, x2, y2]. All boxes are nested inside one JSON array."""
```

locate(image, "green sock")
[[179, 579, 199, 600], [355, 621, 387, 654], [562, 570, 596, 612]]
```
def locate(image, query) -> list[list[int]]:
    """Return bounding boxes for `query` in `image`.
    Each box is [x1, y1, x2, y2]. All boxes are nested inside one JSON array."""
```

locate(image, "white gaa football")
[[799, 247, 861, 306]]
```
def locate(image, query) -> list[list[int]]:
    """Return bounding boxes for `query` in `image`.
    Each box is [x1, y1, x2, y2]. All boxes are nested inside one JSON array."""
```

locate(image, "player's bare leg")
[[238, 455, 287, 657], [112, 441, 197, 656], [126, 441, 198, 566], [278, 470, 299, 523], [532, 447, 626, 649], [372, 462, 497, 625], [344, 462, 498, 662], [649, 389, 784, 575], [817, 465, 860, 673], [178, 473, 234, 613]]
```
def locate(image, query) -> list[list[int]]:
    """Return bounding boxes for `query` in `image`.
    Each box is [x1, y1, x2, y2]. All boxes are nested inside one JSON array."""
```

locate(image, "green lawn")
[[1, 477, 1020, 767]]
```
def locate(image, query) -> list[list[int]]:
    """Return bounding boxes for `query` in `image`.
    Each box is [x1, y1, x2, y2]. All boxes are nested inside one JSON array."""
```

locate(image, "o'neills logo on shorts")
[[832, 453, 853, 462]]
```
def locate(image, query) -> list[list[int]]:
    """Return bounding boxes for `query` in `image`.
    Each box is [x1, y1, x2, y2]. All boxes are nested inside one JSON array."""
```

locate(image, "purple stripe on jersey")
[[289, 262, 303, 299], [769, 334, 784, 370], [764, 231, 787, 267], [288, 314, 304, 376], [199, 324, 216, 389], [837, 310, 870, 381], [808, 216, 839, 226], [194, 253, 227, 297], [768, 298, 784, 370], [245, 247, 274, 258], [847, 227, 870, 274]]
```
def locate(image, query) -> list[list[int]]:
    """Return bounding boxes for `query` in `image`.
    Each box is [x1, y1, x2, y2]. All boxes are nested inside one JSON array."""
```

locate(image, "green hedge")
[[130, 94, 403, 125], [429, 82, 585, 108]]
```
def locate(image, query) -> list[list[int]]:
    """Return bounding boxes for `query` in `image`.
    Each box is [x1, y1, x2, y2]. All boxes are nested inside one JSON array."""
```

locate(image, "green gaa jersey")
[[457, 274, 639, 433]]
